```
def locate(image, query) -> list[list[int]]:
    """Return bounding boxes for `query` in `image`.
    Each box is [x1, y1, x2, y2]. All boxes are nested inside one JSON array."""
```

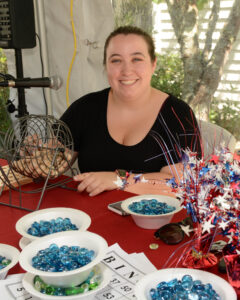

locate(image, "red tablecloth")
[[0, 179, 233, 295]]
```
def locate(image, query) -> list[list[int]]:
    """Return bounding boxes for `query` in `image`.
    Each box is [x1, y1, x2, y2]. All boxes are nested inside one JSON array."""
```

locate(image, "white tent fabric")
[[5, 0, 114, 120]]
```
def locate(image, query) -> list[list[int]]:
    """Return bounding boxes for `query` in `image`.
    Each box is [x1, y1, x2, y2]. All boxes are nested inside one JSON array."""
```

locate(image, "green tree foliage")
[[209, 94, 240, 140], [0, 49, 11, 136], [151, 52, 184, 98], [112, 0, 153, 35], [163, 0, 240, 114]]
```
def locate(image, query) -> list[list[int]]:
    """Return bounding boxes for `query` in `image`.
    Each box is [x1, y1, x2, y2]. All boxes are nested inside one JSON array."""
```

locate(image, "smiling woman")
[[60, 26, 202, 197]]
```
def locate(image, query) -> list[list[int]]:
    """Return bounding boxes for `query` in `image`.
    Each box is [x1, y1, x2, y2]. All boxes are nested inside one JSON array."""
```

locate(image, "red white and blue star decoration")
[[167, 147, 240, 253]]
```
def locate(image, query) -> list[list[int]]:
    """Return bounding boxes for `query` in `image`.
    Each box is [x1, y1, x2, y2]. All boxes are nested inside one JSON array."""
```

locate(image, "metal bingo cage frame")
[[0, 115, 78, 211]]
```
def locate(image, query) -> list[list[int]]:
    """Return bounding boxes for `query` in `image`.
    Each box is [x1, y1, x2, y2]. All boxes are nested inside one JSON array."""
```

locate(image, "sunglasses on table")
[[154, 217, 194, 245]]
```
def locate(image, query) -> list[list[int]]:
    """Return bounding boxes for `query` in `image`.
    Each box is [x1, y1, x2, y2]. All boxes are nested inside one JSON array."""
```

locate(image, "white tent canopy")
[[5, 0, 114, 119]]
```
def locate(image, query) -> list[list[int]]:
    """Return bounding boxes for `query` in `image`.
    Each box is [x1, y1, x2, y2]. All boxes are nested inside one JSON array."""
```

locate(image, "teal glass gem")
[[150, 275, 220, 300], [167, 278, 178, 287], [27, 217, 78, 237], [32, 244, 95, 272], [54, 288, 65, 296], [128, 198, 176, 215]]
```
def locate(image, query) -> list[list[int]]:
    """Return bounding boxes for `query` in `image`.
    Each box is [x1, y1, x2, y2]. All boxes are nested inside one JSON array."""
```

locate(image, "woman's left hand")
[[73, 171, 118, 196]]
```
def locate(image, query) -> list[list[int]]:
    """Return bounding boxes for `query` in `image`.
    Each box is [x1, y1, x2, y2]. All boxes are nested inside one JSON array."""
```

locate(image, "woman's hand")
[[73, 171, 118, 196]]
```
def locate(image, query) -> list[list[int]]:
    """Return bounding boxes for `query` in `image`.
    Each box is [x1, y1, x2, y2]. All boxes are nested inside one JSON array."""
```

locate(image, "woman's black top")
[[60, 88, 202, 173]]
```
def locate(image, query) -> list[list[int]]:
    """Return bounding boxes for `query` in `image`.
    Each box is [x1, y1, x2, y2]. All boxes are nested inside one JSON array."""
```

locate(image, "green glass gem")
[[33, 266, 103, 297], [65, 287, 84, 295], [80, 283, 89, 292], [34, 280, 42, 292], [2, 259, 11, 266], [34, 275, 46, 292], [46, 285, 55, 295], [89, 282, 99, 290], [34, 275, 44, 284], [34, 276, 40, 284]]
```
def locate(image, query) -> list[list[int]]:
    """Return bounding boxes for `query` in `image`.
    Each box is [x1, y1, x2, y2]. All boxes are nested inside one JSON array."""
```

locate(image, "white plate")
[[22, 263, 112, 300], [0, 244, 20, 280], [16, 207, 91, 241], [19, 237, 31, 250], [134, 268, 237, 300], [121, 194, 182, 229]]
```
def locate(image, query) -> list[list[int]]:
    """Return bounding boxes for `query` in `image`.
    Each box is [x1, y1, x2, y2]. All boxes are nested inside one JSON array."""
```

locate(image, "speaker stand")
[[15, 48, 28, 118]]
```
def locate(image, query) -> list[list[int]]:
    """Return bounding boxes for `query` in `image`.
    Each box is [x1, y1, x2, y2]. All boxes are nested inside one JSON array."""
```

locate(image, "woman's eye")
[[111, 59, 121, 63], [133, 57, 143, 62]]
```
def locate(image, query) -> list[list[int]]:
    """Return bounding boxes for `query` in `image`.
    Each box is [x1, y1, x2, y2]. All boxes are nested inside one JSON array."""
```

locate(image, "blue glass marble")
[[128, 199, 176, 215], [149, 275, 221, 300], [0, 255, 11, 270], [27, 218, 78, 237], [32, 244, 95, 272]]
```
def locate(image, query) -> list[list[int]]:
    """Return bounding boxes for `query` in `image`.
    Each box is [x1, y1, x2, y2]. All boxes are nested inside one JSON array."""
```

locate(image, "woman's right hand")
[[73, 171, 119, 196]]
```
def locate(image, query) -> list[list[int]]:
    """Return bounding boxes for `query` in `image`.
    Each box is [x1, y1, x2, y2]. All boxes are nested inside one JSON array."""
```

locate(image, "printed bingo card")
[[95, 243, 156, 299], [0, 244, 156, 300], [0, 274, 37, 300]]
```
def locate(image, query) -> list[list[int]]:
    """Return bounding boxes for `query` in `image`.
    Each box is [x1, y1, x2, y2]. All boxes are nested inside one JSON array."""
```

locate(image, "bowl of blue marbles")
[[134, 268, 237, 300], [0, 243, 20, 279], [22, 263, 112, 300], [121, 194, 182, 229], [19, 230, 108, 288], [16, 207, 91, 248]]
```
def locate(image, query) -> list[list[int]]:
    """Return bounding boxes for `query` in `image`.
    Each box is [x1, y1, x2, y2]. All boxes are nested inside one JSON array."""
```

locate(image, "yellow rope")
[[66, 0, 77, 107]]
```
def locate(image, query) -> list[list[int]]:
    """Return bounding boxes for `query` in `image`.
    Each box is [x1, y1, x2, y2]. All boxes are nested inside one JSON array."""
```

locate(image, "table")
[[0, 179, 232, 294]]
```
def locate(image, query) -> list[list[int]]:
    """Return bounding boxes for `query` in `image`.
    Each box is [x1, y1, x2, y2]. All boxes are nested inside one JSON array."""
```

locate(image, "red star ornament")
[[233, 152, 240, 161], [230, 181, 240, 191], [209, 154, 219, 164]]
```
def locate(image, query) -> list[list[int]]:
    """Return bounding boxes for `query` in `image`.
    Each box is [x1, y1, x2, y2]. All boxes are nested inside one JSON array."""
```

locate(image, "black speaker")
[[0, 0, 36, 49]]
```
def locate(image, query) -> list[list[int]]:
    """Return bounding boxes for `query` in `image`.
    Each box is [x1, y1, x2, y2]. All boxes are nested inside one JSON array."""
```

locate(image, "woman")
[[60, 26, 202, 196]]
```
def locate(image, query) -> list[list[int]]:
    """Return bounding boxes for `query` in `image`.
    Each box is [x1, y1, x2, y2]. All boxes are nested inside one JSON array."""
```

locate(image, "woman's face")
[[105, 34, 156, 100]]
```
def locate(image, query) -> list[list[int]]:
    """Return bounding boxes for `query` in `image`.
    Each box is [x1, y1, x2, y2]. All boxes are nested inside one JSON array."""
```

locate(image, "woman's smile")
[[120, 79, 138, 85]]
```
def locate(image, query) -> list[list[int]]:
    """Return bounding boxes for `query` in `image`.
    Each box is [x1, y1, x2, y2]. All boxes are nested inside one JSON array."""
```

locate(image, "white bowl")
[[19, 237, 31, 250], [134, 268, 237, 300], [22, 263, 112, 300], [16, 207, 91, 241], [19, 231, 108, 287], [121, 195, 182, 229], [0, 244, 20, 279]]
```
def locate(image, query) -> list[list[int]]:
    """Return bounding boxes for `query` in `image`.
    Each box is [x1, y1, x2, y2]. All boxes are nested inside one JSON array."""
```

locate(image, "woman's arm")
[[73, 162, 182, 197], [124, 163, 182, 195]]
